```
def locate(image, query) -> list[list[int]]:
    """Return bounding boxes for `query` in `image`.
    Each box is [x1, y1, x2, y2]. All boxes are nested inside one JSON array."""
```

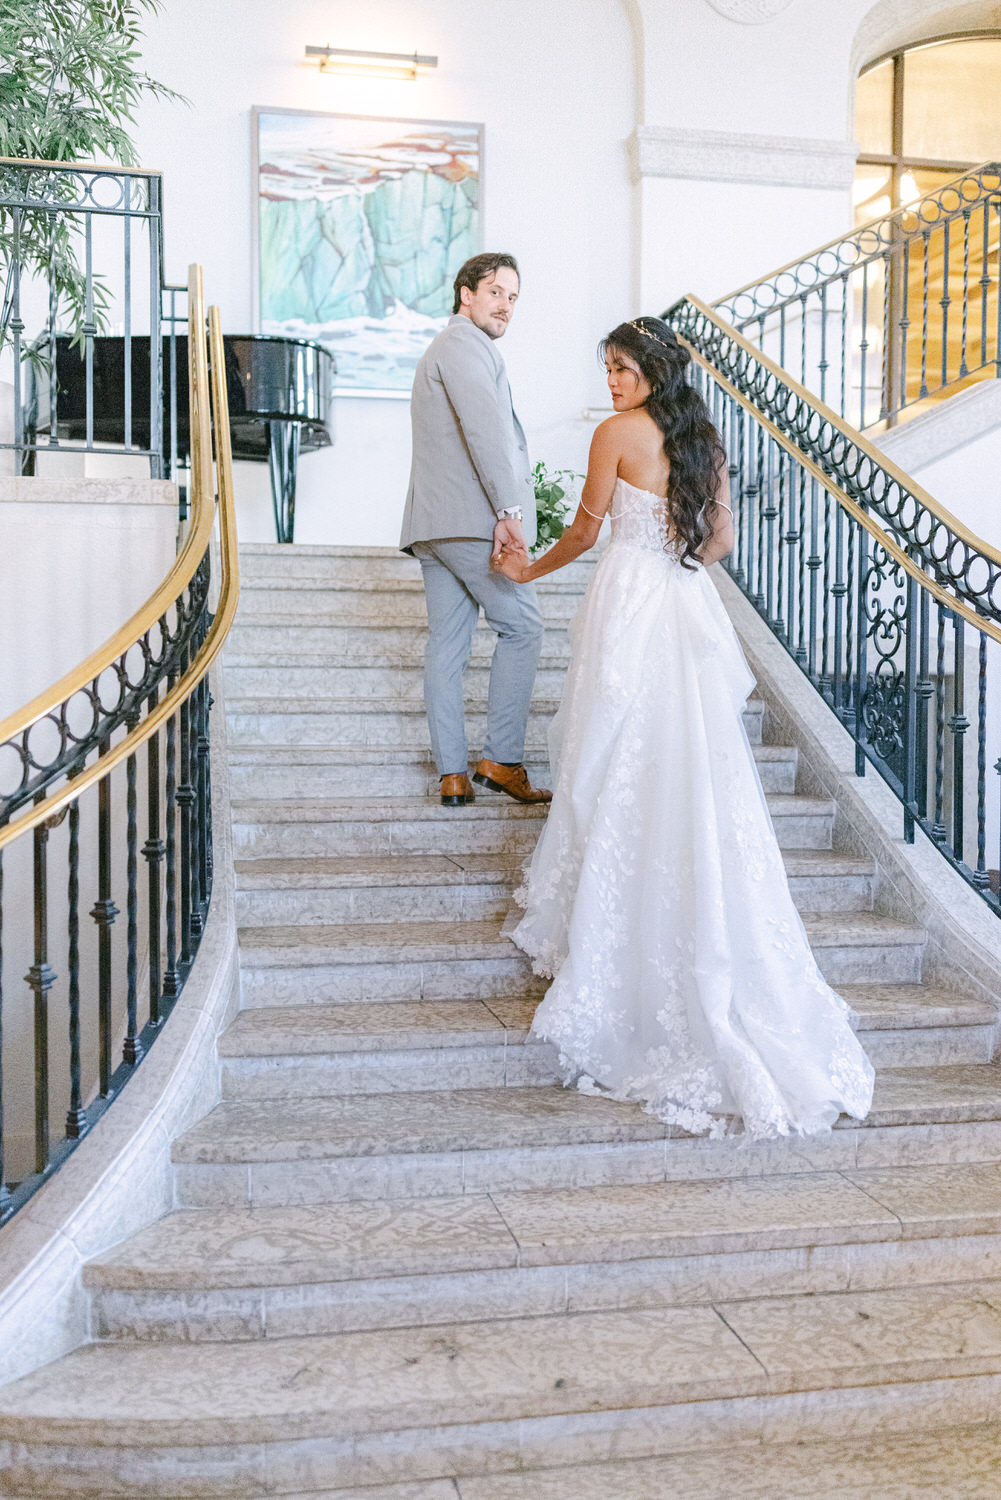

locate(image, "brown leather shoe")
[[440, 773, 475, 806], [473, 759, 552, 803]]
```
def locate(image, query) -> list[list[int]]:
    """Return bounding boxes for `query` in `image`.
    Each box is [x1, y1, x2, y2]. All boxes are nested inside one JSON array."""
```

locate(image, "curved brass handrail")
[[0, 273, 239, 851], [675, 295, 1001, 642], [715, 160, 1001, 315], [0, 264, 215, 749]]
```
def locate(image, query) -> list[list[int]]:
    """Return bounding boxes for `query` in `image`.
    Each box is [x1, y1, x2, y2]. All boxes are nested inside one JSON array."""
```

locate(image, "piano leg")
[[267, 419, 301, 544]]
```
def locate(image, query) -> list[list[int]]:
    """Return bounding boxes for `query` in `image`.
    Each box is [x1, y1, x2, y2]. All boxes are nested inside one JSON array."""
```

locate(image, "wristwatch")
[[498, 506, 524, 521]]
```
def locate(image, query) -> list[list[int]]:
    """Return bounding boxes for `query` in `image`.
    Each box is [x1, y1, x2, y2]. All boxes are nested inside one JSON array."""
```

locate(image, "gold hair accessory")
[[628, 319, 674, 352]]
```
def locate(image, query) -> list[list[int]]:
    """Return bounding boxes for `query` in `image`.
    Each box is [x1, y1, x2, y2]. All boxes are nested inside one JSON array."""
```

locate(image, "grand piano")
[[27, 334, 335, 543]]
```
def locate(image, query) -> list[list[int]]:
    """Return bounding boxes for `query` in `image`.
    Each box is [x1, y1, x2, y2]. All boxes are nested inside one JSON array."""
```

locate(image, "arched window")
[[855, 32, 1001, 222]]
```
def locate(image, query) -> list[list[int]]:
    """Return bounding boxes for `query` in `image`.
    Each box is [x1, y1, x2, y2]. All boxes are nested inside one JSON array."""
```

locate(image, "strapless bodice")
[[608, 476, 677, 556]]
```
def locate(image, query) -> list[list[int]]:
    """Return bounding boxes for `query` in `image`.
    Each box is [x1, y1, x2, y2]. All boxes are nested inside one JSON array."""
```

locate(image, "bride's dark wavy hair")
[[600, 317, 726, 569]]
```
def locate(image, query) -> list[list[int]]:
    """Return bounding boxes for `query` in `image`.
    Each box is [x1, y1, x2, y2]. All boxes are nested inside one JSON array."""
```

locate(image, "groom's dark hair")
[[453, 252, 520, 314]]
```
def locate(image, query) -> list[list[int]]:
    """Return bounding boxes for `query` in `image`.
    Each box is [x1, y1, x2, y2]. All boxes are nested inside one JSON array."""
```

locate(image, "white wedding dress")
[[512, 477, 875, 1139]]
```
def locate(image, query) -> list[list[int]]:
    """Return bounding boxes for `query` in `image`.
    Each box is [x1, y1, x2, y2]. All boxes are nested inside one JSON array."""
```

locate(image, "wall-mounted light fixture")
[[304, 45, 438, 81]]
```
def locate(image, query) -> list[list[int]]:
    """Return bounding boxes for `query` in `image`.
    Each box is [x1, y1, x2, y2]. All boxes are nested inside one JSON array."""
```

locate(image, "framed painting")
[[252, 106, 482, 397]]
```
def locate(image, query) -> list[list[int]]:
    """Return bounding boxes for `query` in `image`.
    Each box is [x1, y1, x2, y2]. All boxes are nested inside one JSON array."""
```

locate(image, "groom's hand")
[[492, 515, 527, 560]]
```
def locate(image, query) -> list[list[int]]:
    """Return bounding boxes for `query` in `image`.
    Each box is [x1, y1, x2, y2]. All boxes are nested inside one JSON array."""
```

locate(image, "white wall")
[[127, 0, 997, 546], [133, 0, 636, 545]]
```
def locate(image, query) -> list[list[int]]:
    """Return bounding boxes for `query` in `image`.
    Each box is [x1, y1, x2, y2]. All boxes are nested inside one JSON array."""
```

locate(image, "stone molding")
[[874, 380, 1001, 471], [705, 0, 795, 21], [629, 126, 858, 189]]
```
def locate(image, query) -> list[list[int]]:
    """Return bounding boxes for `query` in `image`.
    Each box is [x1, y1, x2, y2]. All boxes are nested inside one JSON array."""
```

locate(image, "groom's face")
[[460, 267, 520, 340]]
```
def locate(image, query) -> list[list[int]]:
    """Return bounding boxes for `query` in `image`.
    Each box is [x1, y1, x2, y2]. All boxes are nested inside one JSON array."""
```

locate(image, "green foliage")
[[532, 459, 583, 556], [0, 0, 185, 349]]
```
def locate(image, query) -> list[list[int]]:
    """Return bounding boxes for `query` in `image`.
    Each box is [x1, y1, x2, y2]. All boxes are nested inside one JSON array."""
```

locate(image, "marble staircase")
[[3, 542, 1001, 1497]]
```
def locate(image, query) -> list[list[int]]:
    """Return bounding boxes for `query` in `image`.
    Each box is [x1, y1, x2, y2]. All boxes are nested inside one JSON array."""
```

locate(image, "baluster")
[[779, 305, 787, 370], [123, 717, 143, 1066], [799, 293, 807, 386], [751, 428, 764, 612], [762, 438, 778, 630], [933, 605, 947, 842], [178, 656, 195, 967], [90, 740, 118, 1097], [914, 585, 932, 821], [975, 632, 990, 889], [880, 249, 891, 422], [949, 613, 968, 861], [196, 678, 213, 924], [995, 198, 1001, 379], [123, 183, 133, 450], [820, 491, 832, 690], [733, 404, 747, 587], [807, 478, 821, 682], [940, 219, 951, 392], [920, 231, 930, 398], [27, 810, 57, 1174], [858, 262, 870, 429], [144, 693, 166, 1027], [149, 174, 164, 478], [818, 283, 829, 407], [163, 673, 180, 997], [979, 199, 990, 373], [66, 798, 86, 1137], [47, 211, 60, 456], [10, 207, 24, 472], [831, 503, 846, 714], [902, 574, 918, 844], [960, 209, 971, 379], [84, 211, 95, 450], [844, 521, 856, 735], [0, 849, 9, 1215], [839, 272, 848, 420], [853, 524, 868, 777], [794, 466, 808, 667], [898, 235, 910, 413]]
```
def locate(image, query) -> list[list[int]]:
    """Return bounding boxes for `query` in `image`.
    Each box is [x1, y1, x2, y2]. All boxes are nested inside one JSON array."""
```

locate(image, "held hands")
[[491, 542, 532, 582], [491, 516, 532, 582]]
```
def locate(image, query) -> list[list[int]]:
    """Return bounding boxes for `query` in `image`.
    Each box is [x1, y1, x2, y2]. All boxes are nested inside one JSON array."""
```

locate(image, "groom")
[[400, 252, 551, 807]]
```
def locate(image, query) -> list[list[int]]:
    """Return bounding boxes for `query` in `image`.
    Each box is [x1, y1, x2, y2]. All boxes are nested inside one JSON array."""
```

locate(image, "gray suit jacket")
[[400, 314, 536, 552]]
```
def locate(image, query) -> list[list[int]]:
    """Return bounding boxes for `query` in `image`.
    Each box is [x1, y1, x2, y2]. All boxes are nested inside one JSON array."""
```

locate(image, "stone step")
[[225, 618, 576, 659], [223, 657, 574, 699], [237, 903, 919, 978], [9, 1278, 1001, 1496], [235, 581, 588, 624], [234, 910, 925, 1007], [217, 982, 992, 1100], [227, 738, 796, 801], [233, 845, 872, 928], [230, 789, 822, 868], [83, 1161, 1001, 1343], [224, 696, 766, 749], [236, 541, 600, 587], [168, 1064, 1001, 1209]]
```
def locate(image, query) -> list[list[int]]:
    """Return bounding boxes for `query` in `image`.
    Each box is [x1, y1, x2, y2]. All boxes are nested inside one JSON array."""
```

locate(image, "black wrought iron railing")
[[714, 163, 1001, 432], [0, 266, 238, 1224], [665, 294, 1001, 912], [0, 156, 188, 495]]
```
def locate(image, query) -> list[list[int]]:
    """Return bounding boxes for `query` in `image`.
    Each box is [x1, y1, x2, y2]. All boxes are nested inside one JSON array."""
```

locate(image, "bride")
[[492, 317, 874, 1139]]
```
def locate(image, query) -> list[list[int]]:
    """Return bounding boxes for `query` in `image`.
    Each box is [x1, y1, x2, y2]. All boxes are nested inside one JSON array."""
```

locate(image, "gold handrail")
[[716, 160, 1001, 308], [0, 271, 239, 852], [680, 294, 1001, 645], [0, 155, 163, 176]]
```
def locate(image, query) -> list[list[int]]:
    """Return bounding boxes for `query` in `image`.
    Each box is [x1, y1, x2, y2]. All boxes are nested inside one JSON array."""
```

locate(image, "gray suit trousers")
[[412, 540, 543, 776]]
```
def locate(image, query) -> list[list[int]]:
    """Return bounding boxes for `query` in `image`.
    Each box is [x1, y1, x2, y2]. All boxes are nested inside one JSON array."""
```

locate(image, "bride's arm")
[[492, 422, 619, 583], [697, 462, 735, 567]]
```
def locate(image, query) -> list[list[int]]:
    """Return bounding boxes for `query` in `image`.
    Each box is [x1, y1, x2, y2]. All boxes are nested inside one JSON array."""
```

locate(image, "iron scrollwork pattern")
[[664, 295, 1001, 918], [713, 163, 1001, 432]]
